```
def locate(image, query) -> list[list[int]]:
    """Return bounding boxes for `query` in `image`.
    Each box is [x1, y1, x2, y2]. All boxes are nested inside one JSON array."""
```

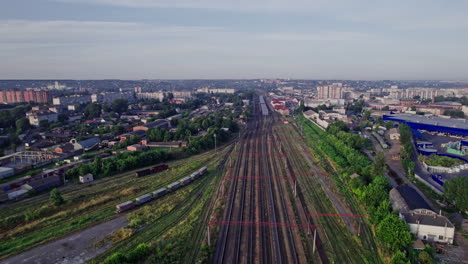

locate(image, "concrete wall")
[[415, 174, 443, 195], [408, 223, 455, 244]]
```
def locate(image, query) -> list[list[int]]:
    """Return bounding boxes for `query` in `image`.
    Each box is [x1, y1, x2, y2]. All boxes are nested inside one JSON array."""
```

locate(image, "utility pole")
[[313, 228, 317, 253], [214, 134, 217, 154], [207, 226, 211, 246], [294, 180, 297, 197]]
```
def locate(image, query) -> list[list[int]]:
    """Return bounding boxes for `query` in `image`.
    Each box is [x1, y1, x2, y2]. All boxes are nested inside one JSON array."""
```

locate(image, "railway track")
[[214, 95, 310, 264]]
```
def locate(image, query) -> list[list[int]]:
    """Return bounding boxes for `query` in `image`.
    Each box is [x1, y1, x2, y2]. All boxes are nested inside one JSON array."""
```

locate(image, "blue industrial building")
[[383, 114, 468, 136]]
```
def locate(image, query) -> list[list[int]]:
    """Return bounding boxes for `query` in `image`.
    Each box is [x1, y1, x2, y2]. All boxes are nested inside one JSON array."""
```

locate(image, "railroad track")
[[214, 95, 311, 264]]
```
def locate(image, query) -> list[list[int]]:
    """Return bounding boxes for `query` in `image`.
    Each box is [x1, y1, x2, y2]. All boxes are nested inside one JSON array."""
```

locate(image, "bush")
[[103, 253, 127, 264]]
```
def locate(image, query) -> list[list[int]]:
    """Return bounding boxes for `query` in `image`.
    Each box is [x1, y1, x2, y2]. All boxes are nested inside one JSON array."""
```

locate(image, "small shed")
[[127, 144, 145, 152], [79, 173, 94, 183], [0, 167, 14, 179]]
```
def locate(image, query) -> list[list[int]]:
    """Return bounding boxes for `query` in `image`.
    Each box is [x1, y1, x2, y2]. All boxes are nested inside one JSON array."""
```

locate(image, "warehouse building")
[[383, 114, 468, 136], [23, 176, 61, 193], [390, 185, 455, 244], [133, 119, 171, 132], [70, 137, 101, 151]]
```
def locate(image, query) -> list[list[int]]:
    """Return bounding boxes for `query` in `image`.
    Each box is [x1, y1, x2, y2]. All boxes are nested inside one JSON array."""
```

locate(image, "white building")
[[136, 92, 165, 101], [196, 87, 235, 94], [390, 185, 455, 244], [91, 92, 133, 103], [79, 173, 94, 183], [53, 95, 91, 106], [26, 110, 58, 127]]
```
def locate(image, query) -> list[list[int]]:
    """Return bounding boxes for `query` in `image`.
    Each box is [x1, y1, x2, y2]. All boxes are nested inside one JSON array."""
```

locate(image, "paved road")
[[1, 216, 128, 264]]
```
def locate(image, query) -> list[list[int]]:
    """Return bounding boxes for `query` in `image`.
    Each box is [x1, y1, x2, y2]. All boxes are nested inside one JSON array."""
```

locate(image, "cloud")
[[260, 32, 371, 42], [54, 0, 468, 30], [0, 20, 220, 44]]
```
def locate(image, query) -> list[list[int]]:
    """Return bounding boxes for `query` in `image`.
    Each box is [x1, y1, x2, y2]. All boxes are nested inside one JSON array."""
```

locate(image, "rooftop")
[[384, 114, 468, 130], [395, 185, 432, 211], [401, 212, 454, 228]]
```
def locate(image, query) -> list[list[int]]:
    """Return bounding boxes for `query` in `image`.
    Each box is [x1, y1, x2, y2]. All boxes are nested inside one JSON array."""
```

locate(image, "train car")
[[431, 174, 445, 186], [116, 201, 135, 213], [190, 172, 201, 181], [136, 194, 152, 205], [151, 164, 169, 173], [198, 167, 208, 175], [135, 168, 151, 177], [153, 188, 167, 198], [167, 181, 181, 191], [180, 176, 192, 186]]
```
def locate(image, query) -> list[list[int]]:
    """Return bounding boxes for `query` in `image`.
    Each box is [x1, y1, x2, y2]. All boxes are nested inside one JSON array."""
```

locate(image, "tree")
[[444, 177, 468, 212], [363, 110, 371, 120], [112, 99, 128, 114], [390, 251, 410, 264], [50, 188, 65, 206], [39, 119, 49, 129], [15, 117, 30, 134], [84, 103, 102, 119], [372, 151, 386, 176], [418, 251, 433, 264], [376, 214, 412, 252], [58, 113, 69, 123]]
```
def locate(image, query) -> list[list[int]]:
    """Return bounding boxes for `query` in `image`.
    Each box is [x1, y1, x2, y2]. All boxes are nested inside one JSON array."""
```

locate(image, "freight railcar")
[[135, 164, 169, 177], [116, 201, 135, 213], [167, 181, 181, 191], [198, 167, 208, 175], [179, 176, 192, 186], [135, 194, 152, 205], [190, 172, 200, 181], [153, 188, 167, 198]]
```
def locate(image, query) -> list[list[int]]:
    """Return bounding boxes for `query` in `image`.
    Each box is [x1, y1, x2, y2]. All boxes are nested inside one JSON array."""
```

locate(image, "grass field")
[[0, 146, 231, 261]]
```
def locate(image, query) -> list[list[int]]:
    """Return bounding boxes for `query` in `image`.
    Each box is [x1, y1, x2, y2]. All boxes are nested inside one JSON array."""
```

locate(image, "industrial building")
[[133, 120, 171, 132], [390, 185, 455, 244], [70, 137, 101, 151], [383, 114, 468, 136]]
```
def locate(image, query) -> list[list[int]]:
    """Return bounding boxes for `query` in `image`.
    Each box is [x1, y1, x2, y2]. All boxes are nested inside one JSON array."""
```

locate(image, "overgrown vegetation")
[[444, 177, 468, 213], [399, 124, 415, 178], [299, 115, 415, 263], [65, 149, 170, 182], [419, 154, 465, 167]]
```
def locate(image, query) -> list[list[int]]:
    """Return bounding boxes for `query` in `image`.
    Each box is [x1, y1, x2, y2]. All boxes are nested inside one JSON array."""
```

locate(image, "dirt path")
[[1, 216, 128, 264]]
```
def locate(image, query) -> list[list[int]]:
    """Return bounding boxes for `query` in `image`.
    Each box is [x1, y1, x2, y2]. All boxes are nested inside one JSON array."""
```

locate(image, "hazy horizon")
[[1, 0, 467, 80]]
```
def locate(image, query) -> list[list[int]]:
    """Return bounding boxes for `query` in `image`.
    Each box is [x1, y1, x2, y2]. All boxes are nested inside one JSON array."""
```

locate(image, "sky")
[[0, 0, 467, 80]]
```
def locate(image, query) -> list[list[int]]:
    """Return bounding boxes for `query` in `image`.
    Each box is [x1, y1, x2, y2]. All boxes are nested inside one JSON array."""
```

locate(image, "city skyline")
[[1, 0, 467, 80]]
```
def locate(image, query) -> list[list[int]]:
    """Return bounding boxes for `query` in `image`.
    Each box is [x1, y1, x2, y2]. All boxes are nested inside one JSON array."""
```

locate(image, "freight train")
[[116, 166, 208, 213], [135, 164, 169, 177]]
